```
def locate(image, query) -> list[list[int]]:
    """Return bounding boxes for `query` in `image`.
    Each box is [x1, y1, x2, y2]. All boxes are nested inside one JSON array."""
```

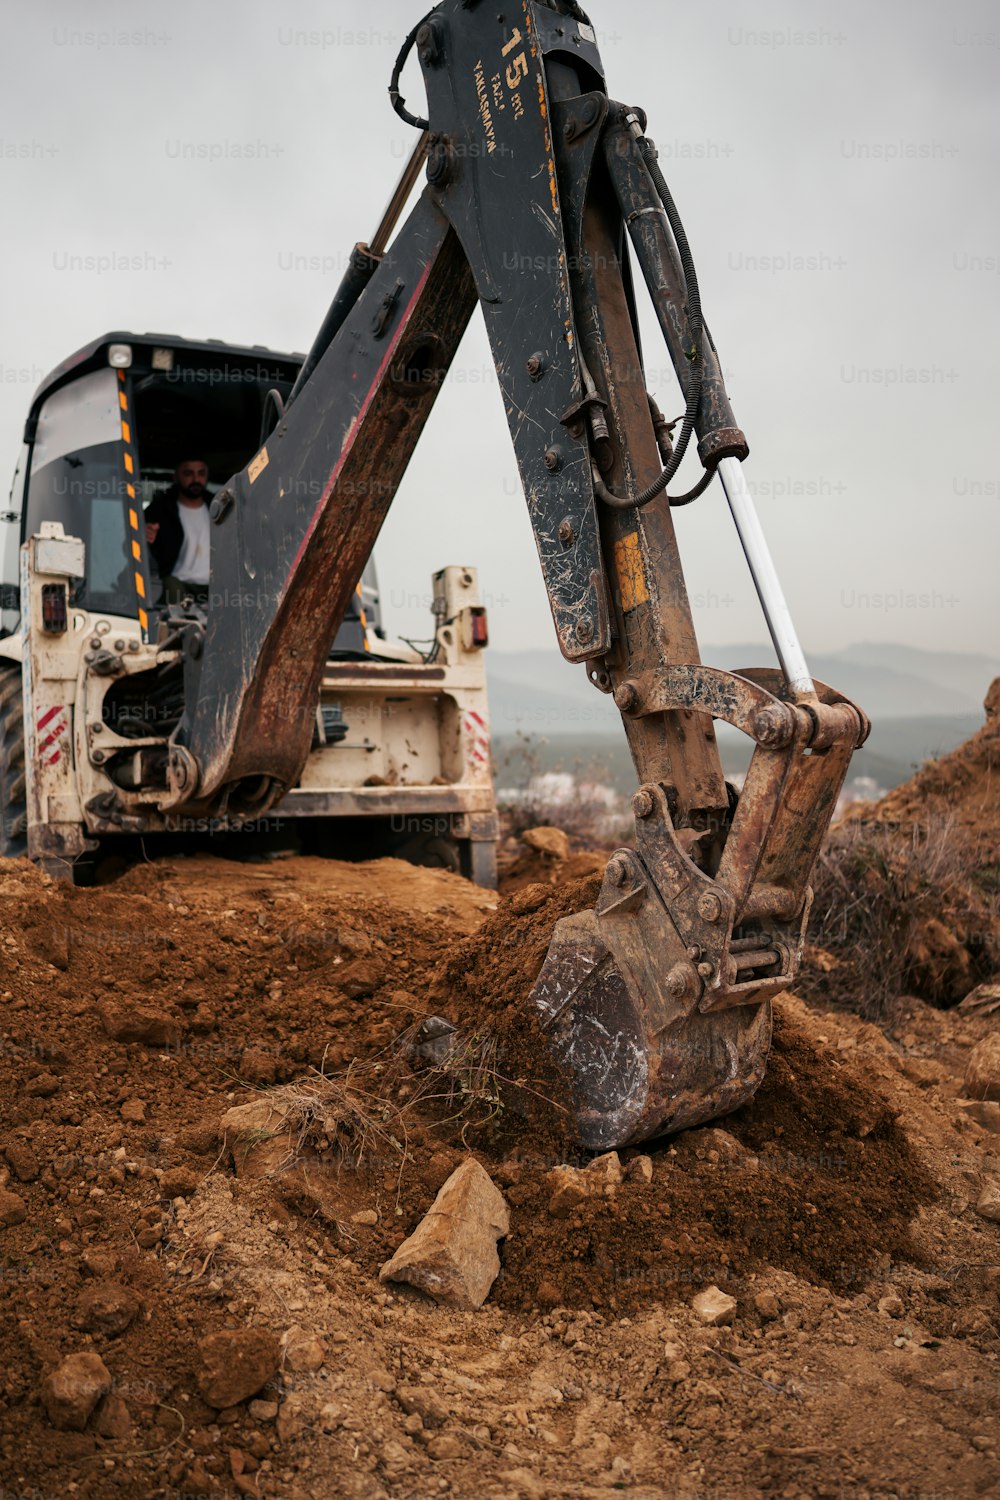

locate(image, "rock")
[[955, 1099, 1000, 1133], [521, 826, 570, 862], [248, 1399, 278, 1422], [280, 1326, 326, 1373], [691, 1286, 737, 1326], [97, 1001, 184, 1047], [161, 1167, 199, 1199], [753, 1290, 780, 1321], [965, 1034, 1000, 1102], [4, 1140, 40, 1182], [42, 1352, 112, 1431], [93, 1393, 132, 1441], [80, 1247, 119, 1278], [427, 1433, 466, 1461], [119, 1099, 146, 1124], [536, 1277, 563, 1308], [985, 677, 1000, 719], [351, 1209, 378, 1227], [396, 1386, 449, 1426], [338, 958, 385, 999], [238, 1048, 278, 1086], [318, 1402, 343, 1433], [380, 1159, 509, 1310], [878, 1293, 905, 1318], [276, 1391, 308, 1443], [547, 1152, 623, 1217], [975, 1179, 1000, 1223], [0, 1189, 27, 1228], [626, 1154, 653, 1184], [75, 1281, 140, 1338], [25, 1073, 59, 1098], [195, 1328, 280, 1409], [220, 1096, 297, 1179]]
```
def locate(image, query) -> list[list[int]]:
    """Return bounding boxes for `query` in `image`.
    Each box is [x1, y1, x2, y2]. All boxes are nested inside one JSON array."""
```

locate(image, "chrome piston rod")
[[717, 455, 815, 699]]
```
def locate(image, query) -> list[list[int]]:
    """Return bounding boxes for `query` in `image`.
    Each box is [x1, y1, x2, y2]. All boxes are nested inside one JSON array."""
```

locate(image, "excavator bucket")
[[529, 676, 867, 1150]]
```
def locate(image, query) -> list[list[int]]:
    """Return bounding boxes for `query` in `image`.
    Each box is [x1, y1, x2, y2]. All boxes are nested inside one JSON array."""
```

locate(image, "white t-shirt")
[[173, 502, 211, 585]]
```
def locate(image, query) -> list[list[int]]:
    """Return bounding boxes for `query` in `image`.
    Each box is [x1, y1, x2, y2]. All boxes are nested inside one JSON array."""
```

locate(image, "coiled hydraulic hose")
[[593, 116, 711, 510], [389, 12, 434, 131]]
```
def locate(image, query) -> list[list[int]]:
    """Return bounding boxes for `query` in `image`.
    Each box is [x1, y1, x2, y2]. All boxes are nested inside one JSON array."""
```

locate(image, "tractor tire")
[[0, 665, 27, 858]]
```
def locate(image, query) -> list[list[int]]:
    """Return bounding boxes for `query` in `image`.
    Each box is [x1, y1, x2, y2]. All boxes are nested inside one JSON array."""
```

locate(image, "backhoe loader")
[[3, 0, 867, 1148]]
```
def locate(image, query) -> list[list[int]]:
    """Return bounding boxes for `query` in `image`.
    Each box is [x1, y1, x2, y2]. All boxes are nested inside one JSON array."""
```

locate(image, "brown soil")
[[1, 787, 999, 1496]]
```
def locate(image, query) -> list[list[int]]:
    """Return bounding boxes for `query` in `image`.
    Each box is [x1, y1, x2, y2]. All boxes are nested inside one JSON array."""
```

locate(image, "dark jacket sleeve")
[[144, 493, 182, 578]]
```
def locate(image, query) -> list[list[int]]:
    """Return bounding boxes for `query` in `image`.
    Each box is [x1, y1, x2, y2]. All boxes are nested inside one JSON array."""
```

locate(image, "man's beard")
[[180, 484, 205, 499]]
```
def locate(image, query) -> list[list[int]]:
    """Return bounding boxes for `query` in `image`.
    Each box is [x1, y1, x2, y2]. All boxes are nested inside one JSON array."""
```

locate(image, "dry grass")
[[806, 815, 999, 1020]]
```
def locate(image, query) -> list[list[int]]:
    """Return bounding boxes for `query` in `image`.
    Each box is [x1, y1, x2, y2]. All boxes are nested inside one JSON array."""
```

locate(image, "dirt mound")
[[866, 687, 1000, 855], [807, 694, 999, 1016], [2, 846, 1000, 1498]]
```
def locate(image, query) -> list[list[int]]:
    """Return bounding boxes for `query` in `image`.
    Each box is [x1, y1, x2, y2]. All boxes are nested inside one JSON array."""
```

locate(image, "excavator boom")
[[163, 0, 867, 1146]]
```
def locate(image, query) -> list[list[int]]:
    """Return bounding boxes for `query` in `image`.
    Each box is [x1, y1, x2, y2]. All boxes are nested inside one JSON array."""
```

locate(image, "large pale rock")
[[195, 1328, 280, 1408], [965, 1034, 1000, 1102], [691, 1285, 737, 1326], [546, 1152, 623, 1218], [220, 1096, 297, 1178], [42, 1352, 112, 1431], [379, 1159, 509, 1309], [521, 826, 571, 862], [975, 1178, 1000, 1223]]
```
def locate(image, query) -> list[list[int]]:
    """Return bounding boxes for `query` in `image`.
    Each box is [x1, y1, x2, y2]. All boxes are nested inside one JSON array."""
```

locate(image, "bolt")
[[697, 962, 714, 980], [697, 891, 724, 923], [687, 945, 702, 961], [544, 448, 562, 472], [575, 616, 594, 645], [558, 518, 575, 544], [563, 119, 578, 142], [92, 750, 105, 765], [581, 98, 600, 126], [172, 755, 187, 791], [632, 788, 654, 819], [526, 354, 543, 380], [614, 681, 640, 714], [752, 707, 790, 748], [607, 855, 629, 887], [113, 639, 125, 652], [90, 638, 101, 650]]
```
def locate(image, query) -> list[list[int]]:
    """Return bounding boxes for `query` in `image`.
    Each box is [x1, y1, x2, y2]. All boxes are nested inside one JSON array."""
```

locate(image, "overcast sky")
[[1, 0, 996, 662]]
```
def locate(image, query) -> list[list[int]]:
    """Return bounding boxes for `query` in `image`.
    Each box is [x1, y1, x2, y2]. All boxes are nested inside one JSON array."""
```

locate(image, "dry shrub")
[[805, 815, 999, 1021]]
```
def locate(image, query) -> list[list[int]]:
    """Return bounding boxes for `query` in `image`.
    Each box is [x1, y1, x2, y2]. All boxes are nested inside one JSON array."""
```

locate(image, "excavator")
[[4, 0, 867, 1149]]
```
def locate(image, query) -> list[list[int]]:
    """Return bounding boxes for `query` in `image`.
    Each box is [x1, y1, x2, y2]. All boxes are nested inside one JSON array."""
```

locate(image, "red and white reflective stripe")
[[36, 705, 68, 767], [463, 708, 490, 766]]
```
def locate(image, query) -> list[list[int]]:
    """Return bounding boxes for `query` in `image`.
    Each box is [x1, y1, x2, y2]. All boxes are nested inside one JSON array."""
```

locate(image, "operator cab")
[[3, 332, 386, 654]]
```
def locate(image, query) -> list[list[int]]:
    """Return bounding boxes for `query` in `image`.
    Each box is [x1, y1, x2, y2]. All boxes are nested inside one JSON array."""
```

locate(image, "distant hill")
[[486, 642, 997, 737], [487, 642, 997, 794]]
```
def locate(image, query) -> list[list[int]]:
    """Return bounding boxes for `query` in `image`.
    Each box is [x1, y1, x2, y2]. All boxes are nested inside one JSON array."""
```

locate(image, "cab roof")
[[30, 331, 306, 419]]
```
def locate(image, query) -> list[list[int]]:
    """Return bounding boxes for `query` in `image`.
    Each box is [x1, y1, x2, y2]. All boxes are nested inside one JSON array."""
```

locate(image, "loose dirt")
[[1, 768, 999, 1496]]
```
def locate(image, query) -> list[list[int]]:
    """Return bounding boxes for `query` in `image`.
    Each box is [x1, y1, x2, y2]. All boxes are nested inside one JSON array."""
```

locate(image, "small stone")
[[0, 1189, 27, 1228], [136, 1224, 162, 1250], [4, 1140, 40, 1182], [318, 1402, 343, 1432], [691, 1285, 737, 1326], [220, 1097, 296, 1179], [76, 1282, 140, 1338], [276, 1392, 307, 1443], [25, 1073, 59, 1098], [965, 1034, 1000, 1102], [878, 1293, 904, 1318], [98, 1001, 184, 1048], [238, 1048, 278, 1086], [119, 1099, 146, 1124], [547, 1152, 623, 1217], [972, 1435, 997, 1452], [974, 1178, 1000, 1223], [195, 1328, 280, 1409], [536, 1278, 563, 1308], [350, 1209, 378, 1227], [161, 1167, 199, 1199], [754, 1290, 780, 1321], [626, 1155, 653, 1184], [80, 1247, 119, 1278], [93, 1394, 131, 1441], [248, 1399, 278, 1422], [280, 1326, 326, 1373], [521, 826, 570, 861], [42, 1352, 112, 1431], [427, 1433, 466, 1461], [379, 1159, 509, 1310], [395, 1386, 449, 1427]]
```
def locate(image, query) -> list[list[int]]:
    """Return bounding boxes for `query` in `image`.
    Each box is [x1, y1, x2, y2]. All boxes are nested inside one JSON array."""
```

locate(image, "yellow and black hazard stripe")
[[117, 368, 148, 635]]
